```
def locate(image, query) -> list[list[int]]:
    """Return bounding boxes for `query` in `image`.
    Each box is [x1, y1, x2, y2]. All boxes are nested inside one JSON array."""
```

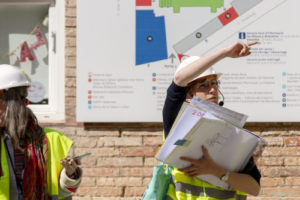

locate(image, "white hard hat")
[[0, 64, 31, 90], [175, 56, 222, 86]]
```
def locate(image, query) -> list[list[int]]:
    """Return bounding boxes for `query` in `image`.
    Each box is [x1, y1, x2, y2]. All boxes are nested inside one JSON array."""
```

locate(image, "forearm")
[[214, 167, 260, 196], [226, 172, 260, 196], [174, 48, 228, 86], [181, 148, 260, 196]]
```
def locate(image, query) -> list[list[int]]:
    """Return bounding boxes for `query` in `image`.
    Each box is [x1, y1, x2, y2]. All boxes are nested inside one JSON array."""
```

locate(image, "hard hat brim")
[[187, 73, 222, 87]]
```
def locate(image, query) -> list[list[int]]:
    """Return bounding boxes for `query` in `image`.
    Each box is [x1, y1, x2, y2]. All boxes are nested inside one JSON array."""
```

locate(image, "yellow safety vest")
[[0, 128, 73, 200], [166, 168, 247, 200], [45, 127, 73, 199], [0, 136, 10, 199], [161, 128, 247, 200]]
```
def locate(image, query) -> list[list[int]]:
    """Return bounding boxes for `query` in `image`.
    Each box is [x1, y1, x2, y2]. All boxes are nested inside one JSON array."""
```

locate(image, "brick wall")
[[63, 0, 300, 199]]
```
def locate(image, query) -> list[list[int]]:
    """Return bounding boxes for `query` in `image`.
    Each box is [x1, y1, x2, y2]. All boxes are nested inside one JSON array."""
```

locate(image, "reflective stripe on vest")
[[44, 127, 73, 199], [0, 136, 10, 199], [166, 168, 247, 200]]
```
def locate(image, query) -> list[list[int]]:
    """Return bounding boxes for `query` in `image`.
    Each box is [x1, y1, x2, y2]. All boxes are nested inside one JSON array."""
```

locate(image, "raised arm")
[[174, 41, 258, 87]]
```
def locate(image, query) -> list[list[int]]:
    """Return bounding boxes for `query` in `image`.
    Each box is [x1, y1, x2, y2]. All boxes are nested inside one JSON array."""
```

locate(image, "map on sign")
[[135, 0, 264, 63], [77, 0, 300, 122]]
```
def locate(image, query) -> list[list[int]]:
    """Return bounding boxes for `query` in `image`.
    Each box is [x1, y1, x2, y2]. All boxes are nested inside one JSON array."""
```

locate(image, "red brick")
[[247, 198, 281, 200], [74, 137, 97, 148], [83, 168, 119, 177], [286, 177, 300, 186], [66, 106, 76, 116], [66, 0, 76, 7], [122, 129, 162, 136], [143, 136, 163, 146], [65, 97, 76, 107], [65, 56, 76, 67], [120, 167, 153, 177], [77, 186, 123, 197], [285, 137, 300, 146], [81, 177, 96, 187], [75, 187, 99, 196], [66, 27, 76, 37], [263, 187, 300, 196], [75, 147, 119, 157], [65, 47, 76, 56], [96, 177, 115, 186], [66, 37, 76, 48], [97, 187, 123, 197], [66, 17, 76, 27], [288, 130, 300, 136], [260, 177, 284, 186], [120, 147, 159, 157], [261, 167, 300, 177], [256, 157, 284, 166], [144, 157, 160, 166], [80, 156, 97, 167], [285, 157, 300, 166], [261, 130, 287, 137], [66, 67, 76, 77], [262, 147, 300, 156], [66, 7, 76, 17], [65, 87, 76, 97], [97, 177, 142, 186], [98, 137, 142, 147], [72, 197, 91, 200], [124, 186, 146, 197], [97, 157, 143, 167], [77, 128, 119, 137], [51, 126, 76, 136], [65, 116, 77, 125], [263, 137, 283, 146], [65, 77, 76, 88]]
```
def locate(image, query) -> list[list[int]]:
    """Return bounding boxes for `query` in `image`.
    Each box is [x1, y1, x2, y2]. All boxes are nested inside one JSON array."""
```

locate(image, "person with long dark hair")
[[0, 65, 82, 200]]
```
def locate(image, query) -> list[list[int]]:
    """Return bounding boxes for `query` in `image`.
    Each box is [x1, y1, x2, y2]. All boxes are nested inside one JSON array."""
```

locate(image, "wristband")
[[220, 170, 230, 182]]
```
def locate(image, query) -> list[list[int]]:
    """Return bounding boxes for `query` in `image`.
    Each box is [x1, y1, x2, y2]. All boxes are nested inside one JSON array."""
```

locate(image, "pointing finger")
[[248, 41, 259, 46], [202, 146, 208, 155]]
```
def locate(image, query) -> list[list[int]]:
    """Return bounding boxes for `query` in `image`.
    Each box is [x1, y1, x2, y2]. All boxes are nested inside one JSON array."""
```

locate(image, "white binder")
[[156, 97, 260, 189]]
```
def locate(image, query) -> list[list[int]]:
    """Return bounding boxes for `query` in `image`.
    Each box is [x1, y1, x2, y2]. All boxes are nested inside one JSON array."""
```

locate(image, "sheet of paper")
[[156, 104, 206, 160], [190, 97, 248, 128], [162, 116, 260, 171]]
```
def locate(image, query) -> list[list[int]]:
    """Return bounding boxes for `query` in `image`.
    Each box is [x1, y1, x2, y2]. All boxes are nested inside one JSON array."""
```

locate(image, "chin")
[[208, 99, 218, 104]]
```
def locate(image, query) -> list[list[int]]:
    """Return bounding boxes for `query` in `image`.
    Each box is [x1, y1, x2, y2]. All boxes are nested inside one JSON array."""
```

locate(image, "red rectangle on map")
[[136, 0, 152, 6], [218, 7, 239, 26]]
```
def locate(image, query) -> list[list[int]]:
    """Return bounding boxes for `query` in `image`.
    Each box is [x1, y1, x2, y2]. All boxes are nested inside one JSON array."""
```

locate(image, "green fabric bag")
[[142, 163, 172, 200]]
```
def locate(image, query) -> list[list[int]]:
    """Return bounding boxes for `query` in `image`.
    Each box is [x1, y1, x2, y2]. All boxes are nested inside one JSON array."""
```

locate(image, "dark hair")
[[2, 86, 39, 147]]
